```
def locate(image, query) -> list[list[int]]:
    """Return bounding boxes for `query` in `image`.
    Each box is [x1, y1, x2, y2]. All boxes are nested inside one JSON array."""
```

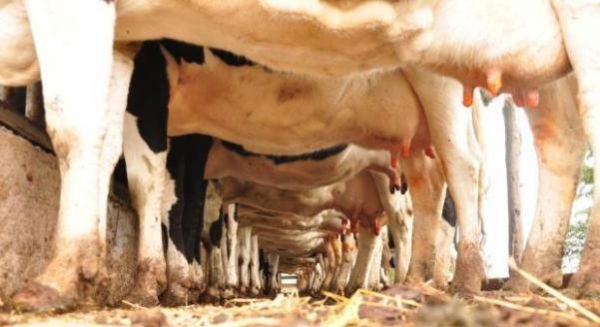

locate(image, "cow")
[[5, 0, 597, 311], [206, 140, 401, 192]]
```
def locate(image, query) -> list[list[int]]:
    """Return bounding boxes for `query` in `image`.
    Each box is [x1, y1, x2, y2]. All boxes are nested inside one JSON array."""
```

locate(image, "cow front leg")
[[553, 0, 600, 297], [12, 0, 116, 312]]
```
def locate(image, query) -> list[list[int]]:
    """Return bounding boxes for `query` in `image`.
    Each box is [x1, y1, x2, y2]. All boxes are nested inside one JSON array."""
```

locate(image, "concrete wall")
[[0, 126, 137, 304]]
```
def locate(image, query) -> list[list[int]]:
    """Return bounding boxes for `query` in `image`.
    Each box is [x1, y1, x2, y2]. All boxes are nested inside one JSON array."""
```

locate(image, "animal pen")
[[1, 80, 600, 326]]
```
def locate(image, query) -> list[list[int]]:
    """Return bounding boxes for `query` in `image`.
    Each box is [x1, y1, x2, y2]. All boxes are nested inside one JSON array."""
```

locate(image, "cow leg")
[[334, 234, 356, 294], [225, 204, 240, 293], [121, 112, 168, 306], [507, 76, 585, 291], [368, 226, 385, 290], [250, 234, 262, 296], [219, 219, 233, 299], [402, 153, 446, 287], [312, 255, 326, 294], [207, 210, 226, 300], [181, 136, 212, 299], [369, 171, 414, 285], [329, 236, 344, 292], [297, 270, 309, 294], [119, 41, 177, 306], [267, 254, 280, 294], [164, 135, 213, 304], [160, 139, 187, 306], [12, 0, 117, 312], [322, 239, 336, 291], [238, 226, 252, 294], [405, 68, 484, 294], [433, 219, 456, 289], [552, 0, 600, 297], [388, 196, 413, 284], [380, 227, 393, 288], [345, 226, 378, 294], [97, 49, 134, 279]]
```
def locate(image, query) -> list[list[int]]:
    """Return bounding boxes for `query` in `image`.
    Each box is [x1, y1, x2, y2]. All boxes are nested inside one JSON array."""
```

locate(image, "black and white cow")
[[119, 38, 418, 305]]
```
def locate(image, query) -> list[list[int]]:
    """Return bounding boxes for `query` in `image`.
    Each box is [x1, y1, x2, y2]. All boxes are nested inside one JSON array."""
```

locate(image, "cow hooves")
[[160, 288, 192, 307], [452, 242, 484, 295], [124, 289, 160, 307], [206, 287, 222, 301], [249, 287, 261, 297], [221, 288, 235, 299], [579, 282, 600, 299], [502, 276, 529, 293], [12, 281, 78, 313], [344, 286, 358, 296], [450, 275, 481, 296], [568, 271, 600, 299], [125, 260, 166, 307]]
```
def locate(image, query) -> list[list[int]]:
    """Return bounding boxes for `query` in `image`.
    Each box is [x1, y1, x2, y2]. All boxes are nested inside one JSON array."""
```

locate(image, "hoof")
[[124, 285, 160, 307], [125, 260, 166, 307], [344, 286, 358, 296], [503, 275, 529, 293], [221, 288, 235, 299], [206, 287, 221, 301], [160, 287, 191, 307], [572, 280, 600, 299], [12, 281, 77, 313], [249, 287, 261, 297], [450, 280, 481, 297], [452, 242, 484, 295]]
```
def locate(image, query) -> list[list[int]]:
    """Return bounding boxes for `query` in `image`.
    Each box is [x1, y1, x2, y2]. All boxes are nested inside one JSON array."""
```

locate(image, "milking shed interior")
[[1, 72, 599, 326]]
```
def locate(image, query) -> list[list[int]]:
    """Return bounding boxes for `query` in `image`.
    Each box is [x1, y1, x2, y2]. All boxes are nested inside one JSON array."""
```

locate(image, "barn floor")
[[1, 286, 598, 326]]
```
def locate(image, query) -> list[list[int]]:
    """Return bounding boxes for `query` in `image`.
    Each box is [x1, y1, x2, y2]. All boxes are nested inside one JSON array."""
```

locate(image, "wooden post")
[[503, 99, 524, 270], [25, 82, 45, 129]]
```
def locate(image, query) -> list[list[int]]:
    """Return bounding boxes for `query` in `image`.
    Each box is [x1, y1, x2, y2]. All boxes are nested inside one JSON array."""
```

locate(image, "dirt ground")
[[1, 286, 598, 327]]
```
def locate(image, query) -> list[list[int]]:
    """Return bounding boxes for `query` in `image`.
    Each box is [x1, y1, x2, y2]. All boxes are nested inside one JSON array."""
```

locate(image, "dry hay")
[[0, 287, 597, 326], [0, 264, 599, 326]]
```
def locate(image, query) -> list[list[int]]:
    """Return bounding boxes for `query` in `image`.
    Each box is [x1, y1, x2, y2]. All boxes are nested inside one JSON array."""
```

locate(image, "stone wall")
[[0, 126, 137, 304]]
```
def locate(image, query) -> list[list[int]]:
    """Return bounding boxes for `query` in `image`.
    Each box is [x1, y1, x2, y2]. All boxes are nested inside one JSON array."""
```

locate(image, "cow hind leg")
[[12, 0, 117, 312], [238, 227, 252, 294], [405, 68, 485, 294], [160, 137, 191, 306], [161, 135, 211, 306], [345, 225, 378, 294], [552, 0, 600, 297], [506, 76, 585, 291], [249, 235, 262, 296], [402, 154, 446, 287], [182, 136, 212, 299]]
